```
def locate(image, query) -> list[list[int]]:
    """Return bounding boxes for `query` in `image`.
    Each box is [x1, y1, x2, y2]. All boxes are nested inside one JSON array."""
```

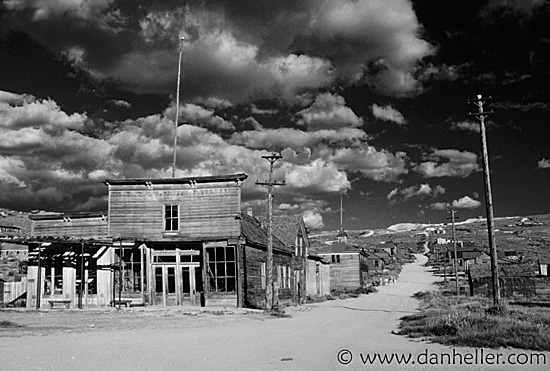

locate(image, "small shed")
[[315, 241, 368, 292]]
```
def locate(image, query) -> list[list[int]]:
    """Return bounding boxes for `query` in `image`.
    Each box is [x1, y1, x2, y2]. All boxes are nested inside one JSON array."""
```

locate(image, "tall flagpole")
[[172, 37, 185, 178]]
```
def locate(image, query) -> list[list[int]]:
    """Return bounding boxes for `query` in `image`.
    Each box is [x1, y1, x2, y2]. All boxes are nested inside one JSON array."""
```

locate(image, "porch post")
[[175, 248, 181, 306], [202, 242, 208, 307], [236, 241, 243, 308]]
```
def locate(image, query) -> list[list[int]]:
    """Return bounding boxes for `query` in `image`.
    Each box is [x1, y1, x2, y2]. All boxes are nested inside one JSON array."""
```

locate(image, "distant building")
[[315, 241, 368, 292]]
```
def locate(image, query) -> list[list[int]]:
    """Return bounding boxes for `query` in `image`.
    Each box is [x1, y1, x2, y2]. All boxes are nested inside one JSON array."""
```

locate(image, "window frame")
[[164, 204, 179, 232]]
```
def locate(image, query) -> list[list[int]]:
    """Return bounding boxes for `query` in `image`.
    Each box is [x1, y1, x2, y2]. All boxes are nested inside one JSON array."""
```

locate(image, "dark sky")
[[0, 0, 549, 230]]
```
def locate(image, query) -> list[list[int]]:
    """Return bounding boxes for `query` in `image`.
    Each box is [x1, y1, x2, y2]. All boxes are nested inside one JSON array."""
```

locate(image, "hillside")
[[310, 213, 550, 263]]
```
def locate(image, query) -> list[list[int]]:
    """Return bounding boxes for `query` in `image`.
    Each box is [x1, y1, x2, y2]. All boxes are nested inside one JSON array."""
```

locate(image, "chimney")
[[246, 207, 253, 217]]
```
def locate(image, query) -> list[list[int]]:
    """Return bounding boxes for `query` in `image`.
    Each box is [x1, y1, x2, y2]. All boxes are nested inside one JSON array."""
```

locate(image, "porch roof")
[[0, 235, 114, 246]]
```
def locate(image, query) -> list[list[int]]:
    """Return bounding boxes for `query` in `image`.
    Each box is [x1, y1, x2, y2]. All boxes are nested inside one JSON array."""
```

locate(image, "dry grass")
[[399, 291, 550, 351]]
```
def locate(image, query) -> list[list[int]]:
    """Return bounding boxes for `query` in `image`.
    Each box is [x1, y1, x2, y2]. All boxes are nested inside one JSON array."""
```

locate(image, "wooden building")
[[239, 213, 296, 308], [15, 173, 303, 309], [468, 263, 550, 300], [267, 213, 330, 301], [315, 241, 368, 292]]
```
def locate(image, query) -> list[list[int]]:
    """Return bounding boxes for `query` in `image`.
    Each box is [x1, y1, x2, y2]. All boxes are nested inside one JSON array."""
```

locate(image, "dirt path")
[[1, 253, 548, 370]]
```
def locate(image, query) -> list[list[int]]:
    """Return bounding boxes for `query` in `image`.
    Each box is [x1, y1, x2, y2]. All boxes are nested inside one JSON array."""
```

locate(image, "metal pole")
[[172, 37, 185, 178], [468, 95, 500, 307]]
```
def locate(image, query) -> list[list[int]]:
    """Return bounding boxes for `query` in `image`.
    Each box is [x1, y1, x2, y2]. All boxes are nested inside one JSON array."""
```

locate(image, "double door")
[[154, 264, 199, 306]]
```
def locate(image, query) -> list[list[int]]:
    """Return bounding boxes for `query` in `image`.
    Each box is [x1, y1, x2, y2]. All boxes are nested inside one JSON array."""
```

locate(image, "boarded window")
[[164, 205, 179, 231], [261, 262, 266, 289], [286, 266, 291, 289]]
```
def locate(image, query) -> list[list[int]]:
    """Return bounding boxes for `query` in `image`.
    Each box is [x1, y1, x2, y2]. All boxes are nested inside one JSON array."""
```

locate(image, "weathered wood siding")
[[305, 260, 331, 297], [242, 245, 294, 309], [323, 254, 360, 292], [242, 246, 264, 308], [31, 216, 108, 239], [108, 182, 241, 240], [2, 279, 26, 305]]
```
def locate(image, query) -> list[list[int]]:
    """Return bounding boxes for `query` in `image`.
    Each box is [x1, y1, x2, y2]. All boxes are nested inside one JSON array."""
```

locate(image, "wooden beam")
[[175, 248, 181, 306]]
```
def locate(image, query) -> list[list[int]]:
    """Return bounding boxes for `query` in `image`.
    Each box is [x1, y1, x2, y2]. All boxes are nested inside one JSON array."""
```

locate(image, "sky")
[[0, 0, 549, 231]]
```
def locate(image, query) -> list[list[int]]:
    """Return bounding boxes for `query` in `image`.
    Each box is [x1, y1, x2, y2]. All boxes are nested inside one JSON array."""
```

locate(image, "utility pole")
[[443, 242, 448, 283], [79, 242, 85, 309], [256, 154, 285, 310], [172, 37, 185, 178], [468, 94, 500, 307], [447, 209, 459, 295]]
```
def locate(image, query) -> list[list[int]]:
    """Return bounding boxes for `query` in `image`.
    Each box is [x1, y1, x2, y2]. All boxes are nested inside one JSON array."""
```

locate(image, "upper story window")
[[164, 205, 179, 231], [331, 254, 341, 263]]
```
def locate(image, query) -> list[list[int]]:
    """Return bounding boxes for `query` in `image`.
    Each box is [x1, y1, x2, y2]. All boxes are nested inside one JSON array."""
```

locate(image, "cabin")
[[239, 213, 296, 308], [364, 250, 387, 271], [266, 213, 330, 301], [315, 241, 368, 292], [468, 263, 550, 300], [445, 245, 487, 272]]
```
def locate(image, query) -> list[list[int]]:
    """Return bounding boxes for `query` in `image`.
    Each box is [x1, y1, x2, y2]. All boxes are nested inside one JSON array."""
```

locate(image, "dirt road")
[[1, 253, 549, 370]]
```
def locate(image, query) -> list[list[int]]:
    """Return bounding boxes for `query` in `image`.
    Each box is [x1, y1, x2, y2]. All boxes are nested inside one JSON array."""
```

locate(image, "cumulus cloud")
[[388, 183, 445, 204], [284, 159, 350, 194], [452, 196, 482, 209], [413, 148, 480, 178], [538, 158, 550, 169], [3, 1, 433, 102], [296, 93, 363, 130], [178, 103, 235, 130], [452, 121, 480, 133], [429, 201, 450, 211], [328, 148, 408, 182], [371, 104, 406, 125], [429, 195, 481, 210], [230, 127, 367, 152], [303, 209, 324, 230], [0, 93, 86, 130]]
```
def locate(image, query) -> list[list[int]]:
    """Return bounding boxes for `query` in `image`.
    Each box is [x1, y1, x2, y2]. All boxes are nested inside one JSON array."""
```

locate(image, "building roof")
[[103, 173, 248, 186], [315, 241, 363, 255], [261, 214, 308, 248], [364, 250, 386, 260], [239, 213, 292, 254]]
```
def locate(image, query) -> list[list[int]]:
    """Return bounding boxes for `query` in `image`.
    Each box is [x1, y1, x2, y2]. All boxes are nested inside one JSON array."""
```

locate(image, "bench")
[[48, 300, 71, 309]]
